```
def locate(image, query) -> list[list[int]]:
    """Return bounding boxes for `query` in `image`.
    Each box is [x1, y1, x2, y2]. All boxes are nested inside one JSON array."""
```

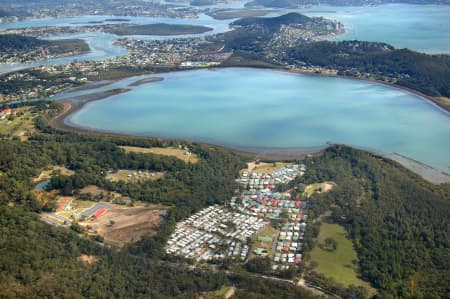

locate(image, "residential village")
[[0, 12, 345, 103], [0, 1, 198, 24], [0, 107, 16, 120], [166, 205, 266, 261], [0, 35, 230, 103], [165, 163, 309, 272], [114, 37, 231, 67]]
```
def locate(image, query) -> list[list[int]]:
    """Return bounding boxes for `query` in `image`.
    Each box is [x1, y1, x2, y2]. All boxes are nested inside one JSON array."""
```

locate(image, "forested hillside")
[[231, 12, 312, 29], [0, 102, 448, 297], [0, 102, 318, 298], [0, 34, 89, 61], [0, 34, 49, 51], [287, 41, 450, 97], [299, 146, 450, 298]]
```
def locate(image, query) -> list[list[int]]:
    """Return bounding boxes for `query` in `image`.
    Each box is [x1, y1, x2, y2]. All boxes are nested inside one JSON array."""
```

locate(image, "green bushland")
[[299, 146, 449, 298], [0, 34, 89, 55], [0, 102, 448, 298]]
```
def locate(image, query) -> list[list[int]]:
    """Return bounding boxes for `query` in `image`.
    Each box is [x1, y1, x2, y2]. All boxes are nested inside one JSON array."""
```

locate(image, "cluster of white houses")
[[233, 164, 309, 270], [239, 164, 305, 191], [166, 205, 267, 262], [272, 222, 306, 271], [165, 163, 309, 271]]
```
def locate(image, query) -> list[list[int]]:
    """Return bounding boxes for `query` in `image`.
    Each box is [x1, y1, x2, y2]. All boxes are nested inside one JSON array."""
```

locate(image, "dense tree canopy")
[[298, 146, 450, 298], [0, 102, 448, 298]]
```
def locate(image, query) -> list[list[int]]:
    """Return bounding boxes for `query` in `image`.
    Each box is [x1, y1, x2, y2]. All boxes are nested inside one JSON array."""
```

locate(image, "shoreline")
[[128, 77, 164, 87], [50, 77, 450, 184], [51, 88, 130, 131], [280, 67, 450, 115], [60, 80, 116, 93]]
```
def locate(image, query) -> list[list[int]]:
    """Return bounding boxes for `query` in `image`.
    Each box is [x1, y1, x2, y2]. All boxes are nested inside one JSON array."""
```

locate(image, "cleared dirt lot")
[[80, 205, 167, 247]]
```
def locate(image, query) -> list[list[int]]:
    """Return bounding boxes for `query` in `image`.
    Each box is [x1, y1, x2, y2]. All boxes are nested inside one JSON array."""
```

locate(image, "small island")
[[105, 23, 214, 36], [104, 18, 131, 22], [207, 9, 276, 20]]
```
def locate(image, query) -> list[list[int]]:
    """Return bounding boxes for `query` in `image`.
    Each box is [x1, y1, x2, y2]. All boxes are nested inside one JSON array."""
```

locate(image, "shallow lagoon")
[[67, 68, 450, 172]]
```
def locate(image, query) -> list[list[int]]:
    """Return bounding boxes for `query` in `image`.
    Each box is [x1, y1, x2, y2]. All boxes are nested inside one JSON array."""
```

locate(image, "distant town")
[[0, 13, 344, 103]]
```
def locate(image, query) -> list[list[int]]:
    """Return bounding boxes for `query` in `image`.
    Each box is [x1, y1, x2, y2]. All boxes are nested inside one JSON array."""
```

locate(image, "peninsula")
[[105, 23, 214, 36]]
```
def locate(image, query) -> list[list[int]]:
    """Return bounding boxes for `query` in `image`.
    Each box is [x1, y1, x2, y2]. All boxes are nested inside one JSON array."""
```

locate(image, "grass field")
[[438, 96, 450, 104], [0, 107, 36, 140], [309, 222, 374, 293], [119, 146, 199, 163], [70, 199, 96, 214], [55, 198, 96, 219], [251, 224, 278, 257], [57, 210, 74, 219]]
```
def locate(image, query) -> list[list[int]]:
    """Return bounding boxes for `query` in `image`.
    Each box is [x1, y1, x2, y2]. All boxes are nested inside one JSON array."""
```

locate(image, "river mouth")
[[62, 67, 450, 175]]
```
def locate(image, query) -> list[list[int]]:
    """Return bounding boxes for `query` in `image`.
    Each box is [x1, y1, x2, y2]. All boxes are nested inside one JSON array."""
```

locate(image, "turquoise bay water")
[[67, 68, 450, 172], [298, 4, 450, 53]]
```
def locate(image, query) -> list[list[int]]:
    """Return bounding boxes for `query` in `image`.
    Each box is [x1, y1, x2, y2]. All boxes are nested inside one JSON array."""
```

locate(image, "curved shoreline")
[[52, 101, 450, 184], [277, 67, 450, 115], [50, 69, 450, 184]]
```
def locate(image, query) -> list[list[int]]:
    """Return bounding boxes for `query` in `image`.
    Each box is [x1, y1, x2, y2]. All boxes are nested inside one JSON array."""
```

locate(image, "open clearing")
[[79, 205, 167, 247], [202, 286, 235, 299], [438, 96, 450, 104], [0, 107, 37, 140], [251, 224, 278, 258], [120, 146, 198, 163], [33, 165, 74, 183], [77, 254, 98, 265], [107, 169, 165, 183], [78, 185, 132, 203], [304, 182, 336, 197], [243, 162, 290, 174], [310, 222, 374, 293]]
